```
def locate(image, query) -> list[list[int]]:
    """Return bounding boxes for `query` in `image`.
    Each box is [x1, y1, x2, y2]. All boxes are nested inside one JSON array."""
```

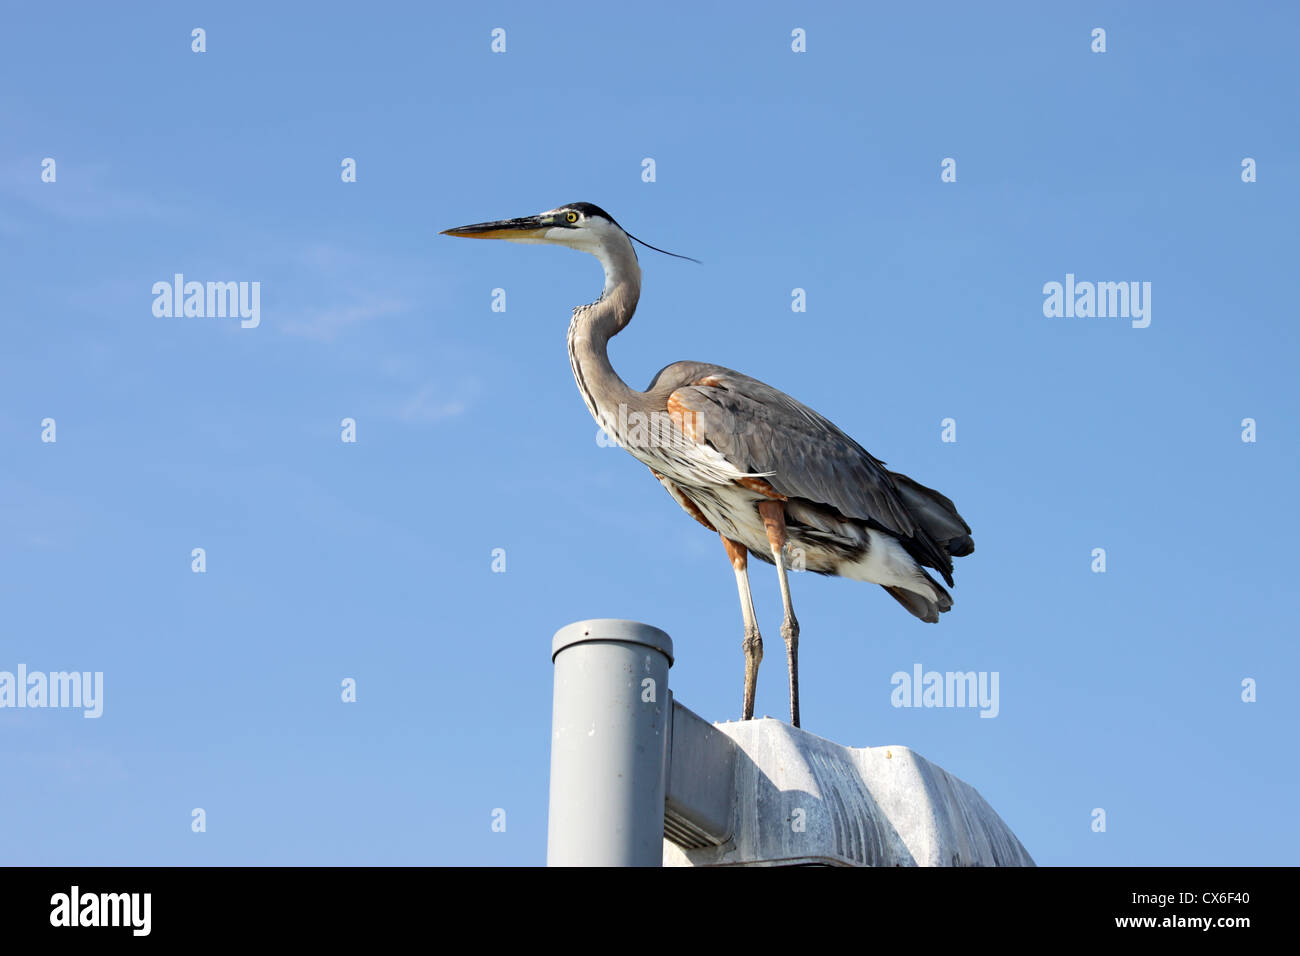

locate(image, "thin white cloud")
[[280, 298, 408, 342], [0, 159, 178, 222], [11, 748, 130, 785], [395, 382, 470, 423]]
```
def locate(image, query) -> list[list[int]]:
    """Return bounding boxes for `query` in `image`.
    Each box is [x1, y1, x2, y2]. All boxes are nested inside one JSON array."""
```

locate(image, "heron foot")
[[782, 615, 800, 728], [742, 625, 763, 721]]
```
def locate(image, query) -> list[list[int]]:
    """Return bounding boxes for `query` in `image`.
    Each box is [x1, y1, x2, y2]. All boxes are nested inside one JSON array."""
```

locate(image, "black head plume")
[[625, 231, 701, 264], [562, 202, 701, 264]]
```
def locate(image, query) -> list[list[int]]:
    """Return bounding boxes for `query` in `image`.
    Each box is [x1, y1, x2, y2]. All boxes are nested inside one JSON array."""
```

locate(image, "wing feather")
[[662, 366, 970, 580]]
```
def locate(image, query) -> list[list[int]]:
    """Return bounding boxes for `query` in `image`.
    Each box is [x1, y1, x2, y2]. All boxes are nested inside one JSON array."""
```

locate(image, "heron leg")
[[758, 501, 800, 728], [722, 535, 762, 721]]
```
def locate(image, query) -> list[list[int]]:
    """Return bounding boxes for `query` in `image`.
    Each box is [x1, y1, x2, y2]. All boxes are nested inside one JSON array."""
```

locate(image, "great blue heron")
[[442, 202, 973, 728]]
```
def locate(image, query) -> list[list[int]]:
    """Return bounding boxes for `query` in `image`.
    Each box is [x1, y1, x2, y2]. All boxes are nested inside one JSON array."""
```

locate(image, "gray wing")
[[650, 363, 972, 581]]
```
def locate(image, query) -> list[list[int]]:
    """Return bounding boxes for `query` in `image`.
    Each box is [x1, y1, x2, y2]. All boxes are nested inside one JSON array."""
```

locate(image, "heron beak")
[[440, 215, 551, 240]]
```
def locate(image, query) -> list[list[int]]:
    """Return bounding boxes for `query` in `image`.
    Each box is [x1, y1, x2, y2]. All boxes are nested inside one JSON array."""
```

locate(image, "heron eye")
[[565, 211, 579, 223]]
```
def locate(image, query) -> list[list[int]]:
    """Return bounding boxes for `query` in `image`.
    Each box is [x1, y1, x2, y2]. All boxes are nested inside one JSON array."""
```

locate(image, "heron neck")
[[567, 238, 643, 435]]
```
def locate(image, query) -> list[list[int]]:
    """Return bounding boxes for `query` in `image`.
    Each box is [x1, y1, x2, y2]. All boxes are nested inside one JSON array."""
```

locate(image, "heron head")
[[441, 204, 699, 269], [440, 202, 627, 254]]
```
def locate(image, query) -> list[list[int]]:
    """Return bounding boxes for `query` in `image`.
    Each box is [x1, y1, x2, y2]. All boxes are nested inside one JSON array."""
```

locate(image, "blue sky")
[[1, 1, 1296, 865]]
